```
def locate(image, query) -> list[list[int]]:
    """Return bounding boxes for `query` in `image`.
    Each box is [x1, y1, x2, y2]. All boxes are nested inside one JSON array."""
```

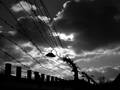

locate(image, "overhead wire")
[[0, 9, 66, 74], [28, 0, 80, 79], [34, 0, 78, 77], [0, 0, 43, 54], [0, 17, 43, 66], [29, 0, 63, 56], [0, 49, 64, 77], [29, 0, 60, 48], [23, 0, 61, 55], [18, 0, 55, 49], [0, 34, 65, 73], [0, 0, 71, 76], [0, 17, 55, 71], [0, 0, 63, 54], [38, 0, 60, 46], [0, 34, 41, 65], [0, 48, 30, 69], [32, 0, 58, 48], [31, 0, 56, 48], [39, 0, 64, 48]]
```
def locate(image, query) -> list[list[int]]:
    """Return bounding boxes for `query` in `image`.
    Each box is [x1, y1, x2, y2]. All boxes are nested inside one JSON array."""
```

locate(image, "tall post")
[[51, 76, 55, 82], [16, 66, 22, 78], [5, 63, 11, 77], [34, 71, 40, 80], [46, 75, 50, 82], [27, 70, 32, 80], [54, 77, 58, 82], [41, 74, 45, 82]]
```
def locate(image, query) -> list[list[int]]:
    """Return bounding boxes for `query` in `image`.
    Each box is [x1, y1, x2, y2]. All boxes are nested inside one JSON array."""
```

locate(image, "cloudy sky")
[[0, 0, 120, 81]]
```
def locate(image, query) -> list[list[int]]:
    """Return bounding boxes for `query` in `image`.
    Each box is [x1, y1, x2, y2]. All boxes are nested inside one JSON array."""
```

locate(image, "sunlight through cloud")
[[11, 1, 37, 13], [52, 32, 75, 42]]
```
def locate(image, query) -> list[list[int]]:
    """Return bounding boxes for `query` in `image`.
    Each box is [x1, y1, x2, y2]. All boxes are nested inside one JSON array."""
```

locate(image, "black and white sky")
[[0, 0, 120, 80]]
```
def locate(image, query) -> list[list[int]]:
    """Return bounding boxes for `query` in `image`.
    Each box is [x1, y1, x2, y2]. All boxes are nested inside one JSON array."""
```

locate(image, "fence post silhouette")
[[55, 77, 58, 82], [27, 70, 32, 80], [16, 66, 22, 78], [46, 75, 50, 82], [41, 74, 45, 82], [51, 76, 55, 82], [34, 71, 40, 80], [5, 63, 11, 77]]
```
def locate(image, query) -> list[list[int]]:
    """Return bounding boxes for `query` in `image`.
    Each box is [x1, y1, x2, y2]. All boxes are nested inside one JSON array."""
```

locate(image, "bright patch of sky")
[[52, 32, 75, 42], [11, 1, 37, 13]]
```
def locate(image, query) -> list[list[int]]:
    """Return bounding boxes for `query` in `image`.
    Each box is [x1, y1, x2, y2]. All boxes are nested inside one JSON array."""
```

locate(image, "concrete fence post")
[[34, 72, 40, 80], [41, 74, 45, 82], [46, 75, 50, 82], [27, 70, 32, 80], [16, 66, 22, 78], [5, 63, 11, 77]]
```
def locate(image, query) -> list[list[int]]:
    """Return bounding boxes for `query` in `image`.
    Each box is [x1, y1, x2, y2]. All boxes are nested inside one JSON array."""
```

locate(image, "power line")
[[38, 0, 60, 46], [0, 35, 65, 73], [0, 16, 46, 68], [0, 13, 66, 73], [0, 48, 65, 77], [29, 0, 59, 49], [0, 17, 16, 29], [0, 34, 41, 64], [18, 0, 55, 49], [0, 0, 70, 76], [28, 0, 60, 48], [0, 48, 30, 69], [39, 0, 64, 48], [23, 0, 62, 55], [21, 0, 74, 75], [32, 0, 58, 48], [0, 0, 43, 54], [0, 17, 43, 66]]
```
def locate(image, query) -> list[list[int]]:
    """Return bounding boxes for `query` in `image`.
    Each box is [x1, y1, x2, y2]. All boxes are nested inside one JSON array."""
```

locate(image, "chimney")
[[16, 66, 22, 78], [34, 72, 40, 80], [5, 63, 11, 77], [27, 70, 32, 79]]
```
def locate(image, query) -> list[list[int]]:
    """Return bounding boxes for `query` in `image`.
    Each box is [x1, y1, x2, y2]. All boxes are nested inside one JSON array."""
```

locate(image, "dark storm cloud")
[[15, 17, 50, 45], [0, 16, 51, 47], [0, 0, 58, 68], [0, 0, 56, 48], [55, 0, 120, 51]]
